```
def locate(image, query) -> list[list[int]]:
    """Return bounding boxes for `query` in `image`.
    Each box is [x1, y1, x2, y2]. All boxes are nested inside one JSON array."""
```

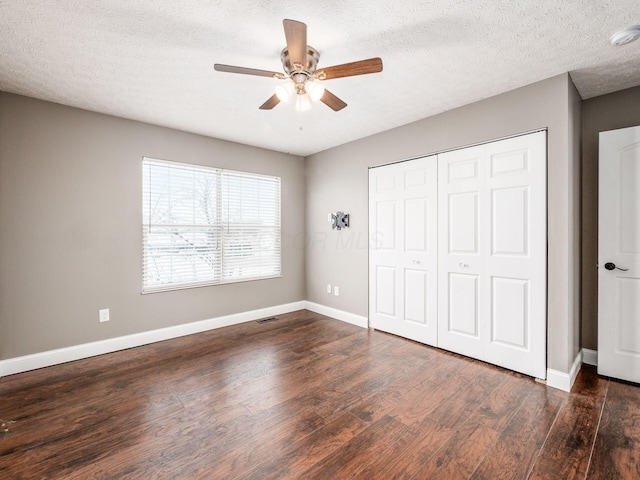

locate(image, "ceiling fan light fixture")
[[275, 82, 295, 102], [610, 25, 640, 46], [306, 81, 325, 102], [295, 93, 312, 111]]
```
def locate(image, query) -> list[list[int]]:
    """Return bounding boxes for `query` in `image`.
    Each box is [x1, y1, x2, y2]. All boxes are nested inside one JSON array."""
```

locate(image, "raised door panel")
[[490, 148, 529, 177], [375, 172, 397, 194], [375, 266, 396, 318], [448, 193, 479, 254], [404, 269, 427, 324], [616, 277, 640, 356], [404, 198, 429, 252], [447, 157, 479, 183], [447, 273, 479, 337], [619, 145, 640, 254], [491, 277, 529, 349], [376, 200, 397, 251], [404, 167, 428, 190], [491, 187, 528, 257]]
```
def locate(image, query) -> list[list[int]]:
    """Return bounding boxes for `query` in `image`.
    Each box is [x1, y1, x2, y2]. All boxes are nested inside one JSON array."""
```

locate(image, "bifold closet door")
[[369, 155, 438, 346], [437, 131, 547, 379]]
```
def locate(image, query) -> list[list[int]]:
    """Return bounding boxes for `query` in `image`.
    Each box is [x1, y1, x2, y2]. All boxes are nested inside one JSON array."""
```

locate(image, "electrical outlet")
[[334, 286, 340, 296], [99, 308, 110, 323], [327, 284, 332, 293]]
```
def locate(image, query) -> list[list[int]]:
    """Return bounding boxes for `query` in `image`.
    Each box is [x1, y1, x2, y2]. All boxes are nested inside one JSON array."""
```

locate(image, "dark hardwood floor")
[[1, 310, 639, 479]]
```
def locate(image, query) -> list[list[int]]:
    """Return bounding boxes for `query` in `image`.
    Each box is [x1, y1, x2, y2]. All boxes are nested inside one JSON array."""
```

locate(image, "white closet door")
[[598, 125, 640, 384], [437, 132, 547, 378], [369, 155, 438, 346]]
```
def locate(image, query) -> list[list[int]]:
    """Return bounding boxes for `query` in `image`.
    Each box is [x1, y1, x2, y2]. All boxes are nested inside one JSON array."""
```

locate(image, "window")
[[142, 158, 281, 293]]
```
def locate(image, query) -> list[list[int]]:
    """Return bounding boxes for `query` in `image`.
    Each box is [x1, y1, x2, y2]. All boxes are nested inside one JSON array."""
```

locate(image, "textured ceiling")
[[1, 0, 639, 156]]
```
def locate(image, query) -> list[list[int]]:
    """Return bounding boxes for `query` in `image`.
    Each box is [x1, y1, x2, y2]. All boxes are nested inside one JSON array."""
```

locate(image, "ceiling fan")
[[214, 19, 383, 112]]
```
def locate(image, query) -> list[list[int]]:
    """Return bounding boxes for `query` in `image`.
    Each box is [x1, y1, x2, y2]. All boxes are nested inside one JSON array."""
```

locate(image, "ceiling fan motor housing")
[[281, 46, 320, 76]]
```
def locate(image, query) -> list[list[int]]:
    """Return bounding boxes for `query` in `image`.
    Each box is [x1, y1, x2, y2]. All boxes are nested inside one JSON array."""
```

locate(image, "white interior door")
[[598, 125, 640, 384], [437, 132, 547, 378], [369, 155, 438, 346]]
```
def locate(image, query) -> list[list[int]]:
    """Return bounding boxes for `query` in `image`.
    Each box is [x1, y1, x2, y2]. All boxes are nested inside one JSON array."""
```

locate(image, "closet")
[[369, 131, 547, 378]]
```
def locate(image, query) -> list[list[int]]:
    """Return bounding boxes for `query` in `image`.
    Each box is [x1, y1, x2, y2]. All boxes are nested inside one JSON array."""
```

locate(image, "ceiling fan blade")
[[259, 94, 281, 110], [316, 57, 383, 80], [283, 19, 307, 68], [214, 64, 284, 79], [320, 89, 347, 111]]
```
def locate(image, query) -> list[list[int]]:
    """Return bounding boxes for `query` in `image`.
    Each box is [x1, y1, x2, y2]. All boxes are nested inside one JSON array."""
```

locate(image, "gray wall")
[[0, 93, 305, 359], [581, 85, 640, 350], [568, 79, 583, 370], [306, 73, 581, 374]]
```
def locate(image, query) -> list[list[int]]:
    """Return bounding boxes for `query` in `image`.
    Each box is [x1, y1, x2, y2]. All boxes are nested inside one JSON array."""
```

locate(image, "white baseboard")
[[304, 301, 368, 329], [546, 350, 583, 392], [1, 298, 593, 392], [0, 301, 306, 377], [582, 348, 598, 366]]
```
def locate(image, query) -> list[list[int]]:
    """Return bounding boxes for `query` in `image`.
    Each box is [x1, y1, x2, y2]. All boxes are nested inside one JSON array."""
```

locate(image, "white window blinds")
[[142, 158, 281, 293]]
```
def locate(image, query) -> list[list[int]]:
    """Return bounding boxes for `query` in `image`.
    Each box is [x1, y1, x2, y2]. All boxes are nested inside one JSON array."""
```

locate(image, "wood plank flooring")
[[0, 310, 638, 479]]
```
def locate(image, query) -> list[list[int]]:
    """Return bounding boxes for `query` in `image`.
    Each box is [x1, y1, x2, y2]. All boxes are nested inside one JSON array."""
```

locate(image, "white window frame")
[[142, 157, 281, 293]]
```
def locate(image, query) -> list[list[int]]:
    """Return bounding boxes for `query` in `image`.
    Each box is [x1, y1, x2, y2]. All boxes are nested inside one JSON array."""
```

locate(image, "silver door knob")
[[459, 262, 468, 268]]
